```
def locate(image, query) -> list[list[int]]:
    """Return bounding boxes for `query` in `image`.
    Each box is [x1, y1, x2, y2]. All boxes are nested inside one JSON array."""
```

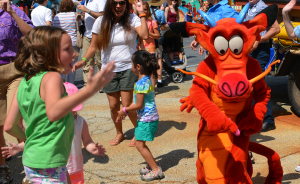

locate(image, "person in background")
[[31, 0, 39, 9], [244, 0, 280, 132], [53, 0, 80, 84], [192, 4, 208, 23], [164, 0, 183, 64], [185, 4, 193, 22], [77, 0, 105, 87], [283, 0, 300, 171], [160, 0, 168, 11], [50, 7, 56, 21], [149, 0, 168, 88], [0, 0, 34, 182], [282, 0, 299, 40], [136, 1, 160, 89], [48, 0, 60, 13], [190, 0, 238, 55], [72, 0, 149, 147], [31, 0, 52, 26]]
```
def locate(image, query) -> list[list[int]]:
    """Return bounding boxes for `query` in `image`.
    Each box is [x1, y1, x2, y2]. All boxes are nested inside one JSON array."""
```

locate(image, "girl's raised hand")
[[283, 0, 296, 13], [1, 142, 22, 158], [90, 143, 106, 157], [134, 0, 143, 14], [86, 61, 116, 93]]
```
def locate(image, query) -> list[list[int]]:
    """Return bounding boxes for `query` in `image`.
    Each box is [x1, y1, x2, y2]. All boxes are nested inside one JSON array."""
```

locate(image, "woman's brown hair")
[[14, 26, 67, 76], [97, 0, 132, 51], [59, 0, 74, 12]]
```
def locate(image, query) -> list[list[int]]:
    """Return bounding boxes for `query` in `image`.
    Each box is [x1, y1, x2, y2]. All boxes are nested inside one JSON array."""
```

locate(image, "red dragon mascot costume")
[[169, 3, 283, 184]]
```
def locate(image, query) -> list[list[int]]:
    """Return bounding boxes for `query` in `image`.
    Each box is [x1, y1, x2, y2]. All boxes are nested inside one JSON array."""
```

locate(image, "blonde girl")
[[4, 26, 115, 183]]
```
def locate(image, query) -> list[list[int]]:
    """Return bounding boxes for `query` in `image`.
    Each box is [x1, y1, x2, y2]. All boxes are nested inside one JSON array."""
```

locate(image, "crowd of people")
[[0, 0, 299, 182]]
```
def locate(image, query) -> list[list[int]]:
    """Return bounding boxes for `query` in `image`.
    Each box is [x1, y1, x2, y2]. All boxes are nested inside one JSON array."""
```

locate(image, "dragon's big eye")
[[214, 36, 228, 55], [229, 35, 243, 55]]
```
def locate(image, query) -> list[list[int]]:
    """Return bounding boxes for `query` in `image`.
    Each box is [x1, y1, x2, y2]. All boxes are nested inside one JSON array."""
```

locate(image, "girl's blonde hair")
[[14, 26, 67, 76], [142, 2, 152, 20]]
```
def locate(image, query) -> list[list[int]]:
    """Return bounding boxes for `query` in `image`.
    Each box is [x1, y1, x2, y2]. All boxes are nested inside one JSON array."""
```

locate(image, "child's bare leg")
[[135, 140, 159, 171], [157, 58, 163, 81], [179, 52, 183, 60], [121, 90, 137, 145]]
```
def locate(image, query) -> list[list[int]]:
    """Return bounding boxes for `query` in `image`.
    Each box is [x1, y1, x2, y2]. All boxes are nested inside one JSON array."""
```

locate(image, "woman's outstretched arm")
[[282, 0, 297, 39]]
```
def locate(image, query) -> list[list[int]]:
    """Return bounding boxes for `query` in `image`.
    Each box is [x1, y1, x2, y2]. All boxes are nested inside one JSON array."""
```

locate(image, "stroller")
[[160, 29, 187, 83]]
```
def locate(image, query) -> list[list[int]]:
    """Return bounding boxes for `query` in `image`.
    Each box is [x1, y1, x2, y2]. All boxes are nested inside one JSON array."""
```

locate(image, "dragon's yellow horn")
[[249, 60, 281, 84], [177, 68, 218, 85]]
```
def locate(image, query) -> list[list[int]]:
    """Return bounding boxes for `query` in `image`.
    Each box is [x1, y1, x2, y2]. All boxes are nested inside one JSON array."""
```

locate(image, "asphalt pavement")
[[5, 37, 300, 183]]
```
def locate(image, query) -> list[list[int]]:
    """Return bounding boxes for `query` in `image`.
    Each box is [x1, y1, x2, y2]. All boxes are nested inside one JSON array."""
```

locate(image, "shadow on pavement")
[[82, 148, 109, 165], [155, 121, 187, 138], [282, 173, 300, 183], [7, 152, 24, 183], [187, 56, 197, 59], [141, 149, 195, 172], [251, 172, 265, 184], [250, 133, 275, 143], [155, 85, 180, 95], [124, 121, 187, 139], [252, 172, 300, 184]]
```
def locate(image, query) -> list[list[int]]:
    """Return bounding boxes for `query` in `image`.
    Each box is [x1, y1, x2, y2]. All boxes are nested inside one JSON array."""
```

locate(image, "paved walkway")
[[5, 67, 300, 183]]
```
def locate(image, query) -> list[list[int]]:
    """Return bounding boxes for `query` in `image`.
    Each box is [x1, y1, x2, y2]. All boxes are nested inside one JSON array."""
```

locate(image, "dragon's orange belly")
[[198, 126, 233, 183], [198, 83, 248, 183]]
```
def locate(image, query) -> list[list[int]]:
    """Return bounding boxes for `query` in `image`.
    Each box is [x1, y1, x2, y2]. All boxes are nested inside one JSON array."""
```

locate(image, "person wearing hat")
[[148, 0, 168, 87], [160, 0, 169, 11], [185, 3, 193, 22]]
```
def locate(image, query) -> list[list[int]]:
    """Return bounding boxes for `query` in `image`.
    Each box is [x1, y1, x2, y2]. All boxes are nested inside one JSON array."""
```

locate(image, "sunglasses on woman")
[[114, 1, 126, 6]]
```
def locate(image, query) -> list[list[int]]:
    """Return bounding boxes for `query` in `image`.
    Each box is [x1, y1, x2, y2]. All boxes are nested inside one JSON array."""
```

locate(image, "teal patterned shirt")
[[134, 76, 159, 122]]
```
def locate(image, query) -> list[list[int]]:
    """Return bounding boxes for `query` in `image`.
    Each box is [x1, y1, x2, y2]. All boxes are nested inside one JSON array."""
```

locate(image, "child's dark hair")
[[37, 0, 47, 4], [132, 50, 160, 78], [50, 8, 57, 15], [14, 26, 67, 76]]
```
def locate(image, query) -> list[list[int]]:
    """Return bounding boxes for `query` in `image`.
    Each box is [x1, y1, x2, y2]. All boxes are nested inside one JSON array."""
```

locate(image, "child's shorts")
[[135, 120, 159, 141], [24, 165, 68, 183]]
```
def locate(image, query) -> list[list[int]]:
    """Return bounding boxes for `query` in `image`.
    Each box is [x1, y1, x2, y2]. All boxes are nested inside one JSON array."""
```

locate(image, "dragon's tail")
[[248, 142, 283, 184]]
